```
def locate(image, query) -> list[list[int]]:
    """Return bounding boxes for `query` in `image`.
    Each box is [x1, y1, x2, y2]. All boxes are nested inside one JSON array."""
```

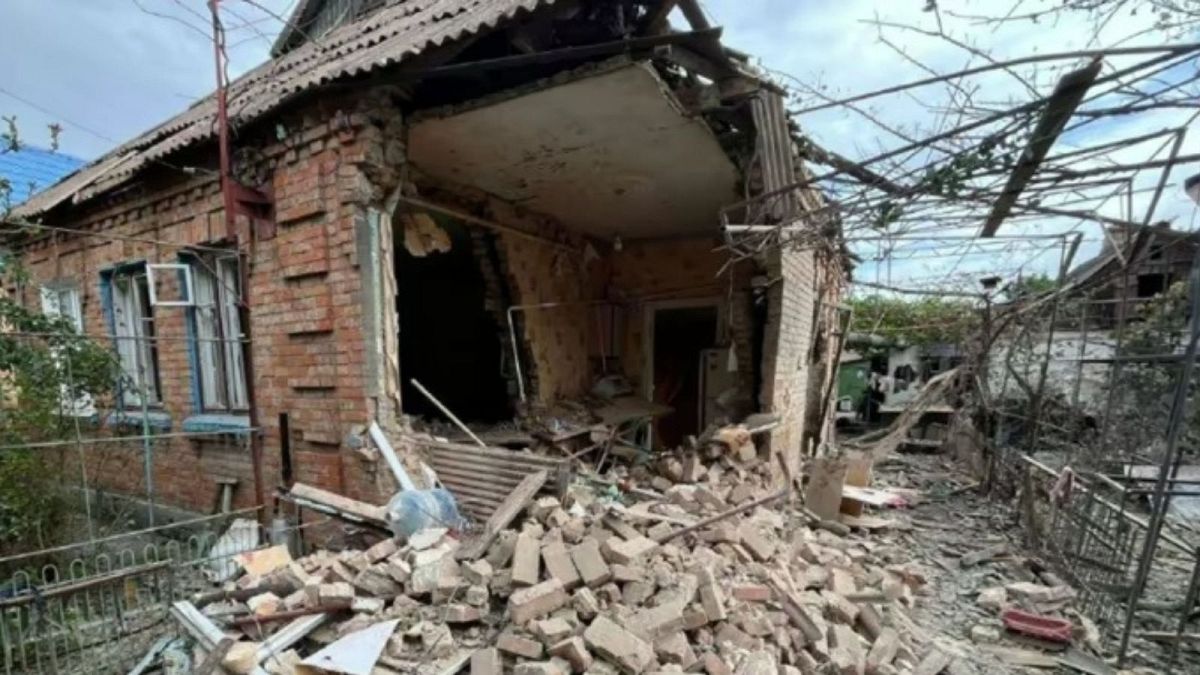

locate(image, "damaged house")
[[6, 0, 842, 521]]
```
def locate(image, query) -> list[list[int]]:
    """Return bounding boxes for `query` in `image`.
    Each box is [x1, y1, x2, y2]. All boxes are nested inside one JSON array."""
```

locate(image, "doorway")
[[394, 213, 512, 423], [647, 302, 719, 449]]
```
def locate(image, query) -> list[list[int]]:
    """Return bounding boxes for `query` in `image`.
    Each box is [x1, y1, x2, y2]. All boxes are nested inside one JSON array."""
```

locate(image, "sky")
[[1, 0, 1197, 290]]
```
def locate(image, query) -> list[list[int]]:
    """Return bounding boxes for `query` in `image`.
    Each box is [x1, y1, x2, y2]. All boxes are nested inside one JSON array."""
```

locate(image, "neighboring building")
[[0, 145, 84, 206], [1064, 223, 1200, 328], [836, 334, 961, 418], [5, 0, 843, 518], [989, 224, 1199, 414]]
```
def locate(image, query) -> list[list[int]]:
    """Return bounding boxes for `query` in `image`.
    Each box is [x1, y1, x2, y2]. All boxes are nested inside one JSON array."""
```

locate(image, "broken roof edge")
[[408, 55, 735, 143], [269, 0, 322, 58], [14, 3, 774, 227]]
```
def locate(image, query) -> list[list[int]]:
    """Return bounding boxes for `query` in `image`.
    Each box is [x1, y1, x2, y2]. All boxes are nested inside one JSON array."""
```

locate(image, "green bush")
[[0, 255, 120, 552]]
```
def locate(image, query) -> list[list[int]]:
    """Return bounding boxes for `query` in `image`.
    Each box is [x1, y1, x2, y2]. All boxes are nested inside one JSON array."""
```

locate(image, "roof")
[[1065, 225, 1200, 289], [0, 146, 85, 206], [12, 0, 561, 219]]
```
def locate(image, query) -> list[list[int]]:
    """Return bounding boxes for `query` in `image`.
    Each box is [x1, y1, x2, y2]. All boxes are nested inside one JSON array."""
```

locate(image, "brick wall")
[[13, 98, 398, 515], [604, 236, 758, 416], [12, 86, 841, 518], [760, 245, 817, 473]]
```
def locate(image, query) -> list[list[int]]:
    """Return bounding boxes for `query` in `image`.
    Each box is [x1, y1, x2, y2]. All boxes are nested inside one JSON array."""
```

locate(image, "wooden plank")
[[418, 438, 564, 468], [427, 460, 531, 483], [655, 490, 787, 544], [427, 456, 558, 483], [289, 483, 388, 528], [437, 484, 505, 505], [457, 470, 548, 561], [426, 468, 520, 493]]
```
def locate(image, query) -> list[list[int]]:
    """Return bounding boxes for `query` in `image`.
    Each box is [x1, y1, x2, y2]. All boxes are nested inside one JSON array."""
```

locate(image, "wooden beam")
[[417, 28, 723, 81], [980, 58, 1103, 237], [457, 470, 548, 560], [642, 0, 679, 32], [677, 0, 711, 30], [654, 489, 787, 544], [288, 482, 389, 529]]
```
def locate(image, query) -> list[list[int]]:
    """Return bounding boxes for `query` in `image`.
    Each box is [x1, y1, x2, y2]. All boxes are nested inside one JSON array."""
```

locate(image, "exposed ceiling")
[[408, 62, 741, 240]]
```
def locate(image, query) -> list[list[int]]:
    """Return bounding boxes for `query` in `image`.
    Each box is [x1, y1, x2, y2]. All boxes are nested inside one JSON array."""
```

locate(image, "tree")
[[0, 254, 120, 552], [847, 294, 981, 347], [1003, 273, 1058, 302], [1106, 279, 1200, 459]]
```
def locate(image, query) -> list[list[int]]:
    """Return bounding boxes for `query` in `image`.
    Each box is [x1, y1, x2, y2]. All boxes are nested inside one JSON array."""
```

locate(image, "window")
[[1137, 273, 1167, 299], [40, 284, 82, 331], [189, 254, 247, 412], [40, 282, 95, 416], [110, 267, 162, 406]]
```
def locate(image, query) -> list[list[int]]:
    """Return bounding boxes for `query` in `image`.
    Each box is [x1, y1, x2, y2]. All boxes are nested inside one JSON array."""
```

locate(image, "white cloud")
[[2, 0, 1195, 288], [701, 0, 1200, 288]]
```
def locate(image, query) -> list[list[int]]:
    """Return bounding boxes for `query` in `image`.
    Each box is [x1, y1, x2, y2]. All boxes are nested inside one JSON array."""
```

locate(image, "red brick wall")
[[13, 104, 393, 515]]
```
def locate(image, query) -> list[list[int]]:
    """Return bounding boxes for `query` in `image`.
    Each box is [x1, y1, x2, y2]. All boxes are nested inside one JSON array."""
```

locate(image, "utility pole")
[[209, 0, 268, 527]]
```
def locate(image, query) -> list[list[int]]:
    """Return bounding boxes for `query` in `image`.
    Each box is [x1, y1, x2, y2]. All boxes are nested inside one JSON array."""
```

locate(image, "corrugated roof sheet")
[[13, 0, 560, 219], [0, 146, 85, 206]]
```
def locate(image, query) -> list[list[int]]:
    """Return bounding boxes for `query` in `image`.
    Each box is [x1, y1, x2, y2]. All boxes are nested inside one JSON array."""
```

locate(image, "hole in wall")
[[394, 212, 512, 423]]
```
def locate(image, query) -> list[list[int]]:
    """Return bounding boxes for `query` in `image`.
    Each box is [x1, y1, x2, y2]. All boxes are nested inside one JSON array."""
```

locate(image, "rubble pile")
[[182, 436, 946, 675]]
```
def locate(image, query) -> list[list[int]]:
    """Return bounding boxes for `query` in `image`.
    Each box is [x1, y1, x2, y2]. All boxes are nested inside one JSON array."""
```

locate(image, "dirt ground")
[[866, 451, 1200, 674]]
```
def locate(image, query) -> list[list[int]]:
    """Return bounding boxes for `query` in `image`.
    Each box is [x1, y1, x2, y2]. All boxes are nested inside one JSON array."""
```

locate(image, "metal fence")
[[0, 508, 263, 674], [987, 245, 1200, 665]]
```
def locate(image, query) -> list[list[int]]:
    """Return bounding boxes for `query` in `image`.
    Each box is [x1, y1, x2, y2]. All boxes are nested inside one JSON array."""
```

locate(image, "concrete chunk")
[[736, 524, 776, 562], [550, 636, 593, 673], [247, 592, 281, 617], [514, 663, 565, 675], [600, 537, 659, 565], [509, 579, 569, 625], [486, 530, 519, 569], [654, 631, 696, 667], [976, 586, 1007, 611], [498, 632, 545, 659], [513, 531, 542, 587], [571, 539, 612, 588], [627, 601, 684, 639], [701, 652, 732, 675], [583, 616, 655, 675], [351, 565, 401, 597], [699, 582, 727, 623], [317, 581, 354, 604], [409, 527, 449, 551], [542, 541, 581, 589], [573, 587, 600, 620], [445, 603, 483, 624], [471, 647, 502, 675], [364, 536, 398, 562], [830, 623, 865, 675], [533, 617, 574, 645], [463, 559, 494, 586]]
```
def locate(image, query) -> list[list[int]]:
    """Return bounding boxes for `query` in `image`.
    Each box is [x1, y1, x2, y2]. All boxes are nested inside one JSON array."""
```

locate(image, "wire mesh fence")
[[985, 247, 1200, 664]]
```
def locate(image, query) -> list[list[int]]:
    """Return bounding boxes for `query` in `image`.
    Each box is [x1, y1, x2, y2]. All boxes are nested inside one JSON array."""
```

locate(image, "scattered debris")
[[169, 422, 1120, 674]]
